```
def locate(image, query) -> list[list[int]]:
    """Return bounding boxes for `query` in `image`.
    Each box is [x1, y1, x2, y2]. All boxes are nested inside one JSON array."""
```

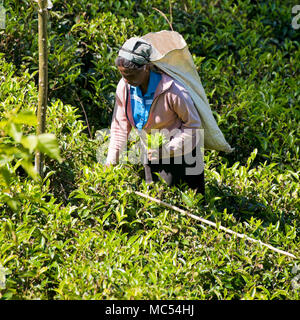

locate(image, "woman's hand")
[[147, 147, 160, 161]]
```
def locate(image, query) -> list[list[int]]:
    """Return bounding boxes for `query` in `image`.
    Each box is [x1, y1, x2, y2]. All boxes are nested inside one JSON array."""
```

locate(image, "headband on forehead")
[[118, 37, 152, 65]]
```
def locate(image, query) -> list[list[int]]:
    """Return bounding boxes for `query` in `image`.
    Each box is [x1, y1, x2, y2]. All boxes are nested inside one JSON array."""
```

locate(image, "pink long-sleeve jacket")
[[106, 73, 202, 165]]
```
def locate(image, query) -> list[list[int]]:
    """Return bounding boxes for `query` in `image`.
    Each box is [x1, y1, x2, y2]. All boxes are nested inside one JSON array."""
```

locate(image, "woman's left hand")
[[147, 147, 161, 161]]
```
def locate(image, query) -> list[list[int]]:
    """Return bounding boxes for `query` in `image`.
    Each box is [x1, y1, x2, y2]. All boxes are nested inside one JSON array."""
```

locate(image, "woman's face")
[[118, 65, 149, 88]]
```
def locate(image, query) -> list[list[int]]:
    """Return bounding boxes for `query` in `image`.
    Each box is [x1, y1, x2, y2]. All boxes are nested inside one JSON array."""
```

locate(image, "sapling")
[[35, 0, 49, 176]]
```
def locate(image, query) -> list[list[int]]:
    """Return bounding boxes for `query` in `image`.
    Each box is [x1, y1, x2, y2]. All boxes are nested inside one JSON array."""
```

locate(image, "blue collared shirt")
[[130, 70, 162, 130]]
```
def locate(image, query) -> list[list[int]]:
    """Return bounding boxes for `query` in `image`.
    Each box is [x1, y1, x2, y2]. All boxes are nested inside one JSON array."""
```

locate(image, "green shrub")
[[0, 56, 61, 211], [0, 0, 299, 300]]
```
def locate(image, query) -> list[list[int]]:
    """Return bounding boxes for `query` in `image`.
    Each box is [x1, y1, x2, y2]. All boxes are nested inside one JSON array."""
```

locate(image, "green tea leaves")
[[37, 133, 62, 163], [0, 0, 299, 301]]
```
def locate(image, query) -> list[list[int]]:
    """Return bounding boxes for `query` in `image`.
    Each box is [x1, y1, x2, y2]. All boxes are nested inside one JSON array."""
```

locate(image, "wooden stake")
[[134, 191, 297, 259], [35, 0, 48, 177]]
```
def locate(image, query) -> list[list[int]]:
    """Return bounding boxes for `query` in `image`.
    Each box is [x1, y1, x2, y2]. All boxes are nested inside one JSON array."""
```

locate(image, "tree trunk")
[[35, 0, 48, 177]]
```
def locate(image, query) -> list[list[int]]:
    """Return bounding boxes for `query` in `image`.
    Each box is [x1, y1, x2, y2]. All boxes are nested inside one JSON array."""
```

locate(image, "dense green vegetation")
[[0, 0, 299, 299]]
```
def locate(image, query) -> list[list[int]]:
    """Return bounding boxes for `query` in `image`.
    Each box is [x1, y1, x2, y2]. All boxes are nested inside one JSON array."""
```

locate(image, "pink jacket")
[[106, 73, 202, 165]]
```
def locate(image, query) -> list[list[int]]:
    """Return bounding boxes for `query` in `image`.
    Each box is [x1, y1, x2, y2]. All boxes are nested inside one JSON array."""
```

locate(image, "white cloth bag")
[[142, 30, 234, 153]]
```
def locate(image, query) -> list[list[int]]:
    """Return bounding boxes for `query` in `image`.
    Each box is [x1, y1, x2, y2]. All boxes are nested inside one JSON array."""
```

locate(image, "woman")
[[105, 37, 205, 196]]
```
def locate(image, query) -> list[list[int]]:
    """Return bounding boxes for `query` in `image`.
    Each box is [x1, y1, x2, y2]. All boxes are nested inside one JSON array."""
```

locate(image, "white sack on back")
[[142, 30, 234, 153]]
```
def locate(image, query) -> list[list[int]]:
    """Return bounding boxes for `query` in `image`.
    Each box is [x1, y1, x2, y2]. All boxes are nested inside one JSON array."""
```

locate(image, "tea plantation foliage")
[[0, 0, 299, 299]]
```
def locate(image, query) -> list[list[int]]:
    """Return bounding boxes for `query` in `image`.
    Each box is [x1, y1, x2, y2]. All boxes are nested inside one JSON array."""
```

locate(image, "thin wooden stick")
[[75, 92, 92, 139], [35, 0, 48, 177], [134, 191, 297, 259], [153, 7, 174, 31]]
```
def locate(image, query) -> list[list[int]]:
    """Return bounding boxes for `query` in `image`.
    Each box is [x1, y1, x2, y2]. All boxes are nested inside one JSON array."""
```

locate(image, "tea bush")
[[0, 0, 299, 300]]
